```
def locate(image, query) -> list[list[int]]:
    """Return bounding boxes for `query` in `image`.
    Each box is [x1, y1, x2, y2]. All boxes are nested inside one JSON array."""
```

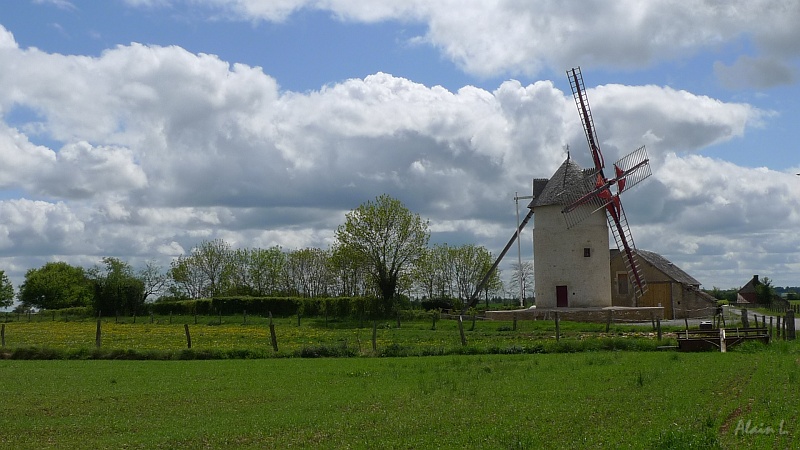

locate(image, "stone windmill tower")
[[530, 156, 613, 308]]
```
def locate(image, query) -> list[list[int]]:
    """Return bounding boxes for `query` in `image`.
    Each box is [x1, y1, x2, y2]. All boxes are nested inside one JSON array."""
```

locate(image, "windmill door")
[[556, 285, 568, 307]]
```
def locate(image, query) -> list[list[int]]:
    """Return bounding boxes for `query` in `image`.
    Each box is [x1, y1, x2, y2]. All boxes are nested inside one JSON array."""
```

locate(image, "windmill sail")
[[608, 200, 647, 299], [561, 145, 651, 227], [564, 66, 651, 299]]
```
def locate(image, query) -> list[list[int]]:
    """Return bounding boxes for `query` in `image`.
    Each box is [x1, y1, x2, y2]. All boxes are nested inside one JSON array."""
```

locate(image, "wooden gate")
[[638, 282, 672, 319]]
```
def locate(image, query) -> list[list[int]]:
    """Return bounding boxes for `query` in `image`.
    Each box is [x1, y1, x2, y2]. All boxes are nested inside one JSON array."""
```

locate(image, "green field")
[[1, 348, 798, 449], [1, 314, 795, 448], [0, 314, 687, 358]]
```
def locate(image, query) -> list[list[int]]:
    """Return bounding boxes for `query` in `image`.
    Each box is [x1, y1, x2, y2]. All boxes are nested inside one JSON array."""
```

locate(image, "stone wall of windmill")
[[531, 158, 613, 308], [533, 202, 611, 308]]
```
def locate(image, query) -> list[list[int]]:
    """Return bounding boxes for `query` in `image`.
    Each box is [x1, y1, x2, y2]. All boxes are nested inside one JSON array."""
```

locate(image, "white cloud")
[[0, 22, 787, 291], [586, 84, 765, 160], [714, 56, 796, 90], [32, 0, 76, 10], [140, 0, 800, 79]]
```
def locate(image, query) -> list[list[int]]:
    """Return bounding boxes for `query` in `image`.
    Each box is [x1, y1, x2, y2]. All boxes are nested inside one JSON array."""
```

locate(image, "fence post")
[[555, 311, 560, 342], [606, 310, 613, 332], [720, 328, 727, 353], [741, 308, 749, 328], [95, 319, 102, 348], [184, 324, 192, 349], [769, 316, 773, 342], [656, 318, 662, 341], [243, 309, 247, 325], [513, 313, 517, 331], [372, 320, 377, 353], [150, 312, 154, 324], [783, 316, 788, 340], [269, 311, 278, 352], [1, 323, 5, 347], [786, 310, 796, 341], [458, 315, 467, 346]]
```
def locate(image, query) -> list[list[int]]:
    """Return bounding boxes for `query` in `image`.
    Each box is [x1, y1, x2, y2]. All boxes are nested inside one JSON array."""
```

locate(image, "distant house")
[[610, 249, 716, 319], [736, 275, 761, 304]]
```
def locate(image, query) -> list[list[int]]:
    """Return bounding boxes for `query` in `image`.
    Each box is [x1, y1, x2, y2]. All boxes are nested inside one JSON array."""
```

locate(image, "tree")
[[755, 276, 776, 305], [18, 262, 93, 310], [88, 257, 145, 316], [286, 248, 331, 298], [413, 244, 454, 301], [451, 244, 495, 305], [329, 244, 370, 297], [248, 246, 288, 296], [509, 261, 534, 306], [191, 239, 232, 297], [335, 194, 429, 314], [169, 239, 233, 298], [138, 260, 168, 303], [169, 255, 206, 299], [0, 270, 13, 309]]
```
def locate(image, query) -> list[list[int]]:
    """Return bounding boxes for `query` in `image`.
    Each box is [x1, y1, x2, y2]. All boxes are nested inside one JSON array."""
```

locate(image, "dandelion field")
[[0, 312, 682, 358]]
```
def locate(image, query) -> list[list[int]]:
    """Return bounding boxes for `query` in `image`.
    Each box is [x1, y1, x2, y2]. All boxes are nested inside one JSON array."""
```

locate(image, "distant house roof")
[[611, 249, 701, 287], [530, 158, 595, 208], [737, 275, 761, 303], [738, 275, 761, 294]]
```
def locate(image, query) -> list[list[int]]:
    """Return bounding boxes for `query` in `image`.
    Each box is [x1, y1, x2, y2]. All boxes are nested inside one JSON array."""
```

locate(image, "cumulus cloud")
[[631, 153, 800, 285], [585, 84, 765, 161], [0, 21, 785, 291], [714, 56, 796, 89], [133, 0, 800, 79]]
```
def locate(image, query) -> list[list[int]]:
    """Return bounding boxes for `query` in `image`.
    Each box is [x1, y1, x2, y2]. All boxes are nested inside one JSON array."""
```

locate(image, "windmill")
[[464, 67, 651, 311], [562, 66, 651, 299]]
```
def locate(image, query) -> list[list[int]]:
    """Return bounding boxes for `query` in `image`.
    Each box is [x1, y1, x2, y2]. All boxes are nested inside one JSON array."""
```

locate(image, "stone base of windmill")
[[485, 306, 664, 323]]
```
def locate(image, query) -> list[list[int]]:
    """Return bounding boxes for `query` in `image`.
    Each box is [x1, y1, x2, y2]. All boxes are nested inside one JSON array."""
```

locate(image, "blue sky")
[[0, 0, 799, 298]]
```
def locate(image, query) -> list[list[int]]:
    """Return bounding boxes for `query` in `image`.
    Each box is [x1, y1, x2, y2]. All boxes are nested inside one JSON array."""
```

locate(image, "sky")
[[0, 0, 799, 301]]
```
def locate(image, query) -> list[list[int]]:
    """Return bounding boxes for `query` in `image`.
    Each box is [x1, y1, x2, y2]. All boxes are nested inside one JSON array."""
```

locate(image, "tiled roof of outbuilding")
[[611, 249, 701, 287]]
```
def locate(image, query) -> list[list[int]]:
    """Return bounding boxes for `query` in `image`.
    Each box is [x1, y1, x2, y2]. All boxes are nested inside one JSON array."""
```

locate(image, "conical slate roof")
[[529, 158, 594, 208]]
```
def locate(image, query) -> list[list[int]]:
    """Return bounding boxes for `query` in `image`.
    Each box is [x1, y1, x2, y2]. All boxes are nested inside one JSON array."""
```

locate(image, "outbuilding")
[[610, 249, 716, 319]]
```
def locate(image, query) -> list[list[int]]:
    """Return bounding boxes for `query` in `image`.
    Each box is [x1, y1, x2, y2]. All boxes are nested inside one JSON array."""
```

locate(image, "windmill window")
[[584, 248, 591, 257]]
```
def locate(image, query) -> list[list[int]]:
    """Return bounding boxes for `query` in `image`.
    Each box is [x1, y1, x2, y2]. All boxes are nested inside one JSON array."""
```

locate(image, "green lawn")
[[1, 347, 797, 449]]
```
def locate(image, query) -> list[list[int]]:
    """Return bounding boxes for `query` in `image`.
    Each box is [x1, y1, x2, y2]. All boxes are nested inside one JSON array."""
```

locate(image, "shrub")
[[420, 298, 453, 311]]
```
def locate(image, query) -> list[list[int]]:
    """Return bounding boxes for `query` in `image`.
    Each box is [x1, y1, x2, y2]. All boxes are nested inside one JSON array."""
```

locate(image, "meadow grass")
[[1, 344, 798, 449], [0, 314, 688, 359]]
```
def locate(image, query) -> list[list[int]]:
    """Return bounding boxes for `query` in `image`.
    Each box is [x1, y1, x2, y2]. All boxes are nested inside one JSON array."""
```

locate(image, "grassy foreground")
[[2, 345, 798, 449]]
